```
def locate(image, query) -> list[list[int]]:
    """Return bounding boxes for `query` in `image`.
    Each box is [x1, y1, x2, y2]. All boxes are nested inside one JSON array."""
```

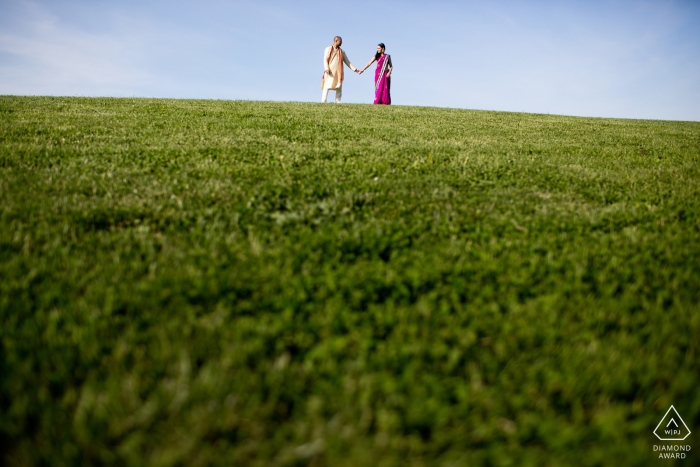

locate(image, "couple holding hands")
[[321, 36, 393, 105]]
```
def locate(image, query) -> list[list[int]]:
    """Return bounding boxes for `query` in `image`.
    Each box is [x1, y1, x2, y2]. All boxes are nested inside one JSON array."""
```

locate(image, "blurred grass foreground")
[[1, 96, 699, 466]]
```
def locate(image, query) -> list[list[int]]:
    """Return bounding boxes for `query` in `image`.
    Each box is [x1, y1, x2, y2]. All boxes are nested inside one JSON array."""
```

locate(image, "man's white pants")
[[321, 86, 342, 103]]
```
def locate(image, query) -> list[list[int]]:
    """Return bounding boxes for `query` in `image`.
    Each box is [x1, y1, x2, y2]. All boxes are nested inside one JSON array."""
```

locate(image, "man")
[[321, 36, 360, 103]]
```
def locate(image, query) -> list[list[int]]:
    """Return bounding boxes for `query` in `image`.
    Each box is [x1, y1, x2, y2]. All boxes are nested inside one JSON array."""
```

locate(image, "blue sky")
[[1, 0, 699, 120]]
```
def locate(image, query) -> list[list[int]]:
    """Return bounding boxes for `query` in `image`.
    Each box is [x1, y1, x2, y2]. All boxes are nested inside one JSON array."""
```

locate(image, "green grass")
[[1, 96, 699, 466]]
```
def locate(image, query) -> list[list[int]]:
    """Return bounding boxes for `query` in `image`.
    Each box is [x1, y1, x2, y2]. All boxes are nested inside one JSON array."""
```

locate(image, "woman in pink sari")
[[360, 43, 393, 105]]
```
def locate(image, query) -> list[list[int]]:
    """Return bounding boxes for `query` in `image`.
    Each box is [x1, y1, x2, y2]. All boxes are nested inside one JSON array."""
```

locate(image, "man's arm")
[[324, 47, 331, 74], [342, 51, 358, 72]]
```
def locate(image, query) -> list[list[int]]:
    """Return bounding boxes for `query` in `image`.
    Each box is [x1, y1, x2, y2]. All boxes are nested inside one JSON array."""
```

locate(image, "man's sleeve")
[[323, 47, 330, 72], [343, 52, 357, 72]]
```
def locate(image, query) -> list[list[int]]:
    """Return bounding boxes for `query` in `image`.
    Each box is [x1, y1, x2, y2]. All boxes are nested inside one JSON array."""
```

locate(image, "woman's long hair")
[[375, 43, 386, 60]]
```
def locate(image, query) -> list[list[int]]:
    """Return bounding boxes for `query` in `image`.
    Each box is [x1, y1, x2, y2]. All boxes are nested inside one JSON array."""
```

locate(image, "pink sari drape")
[[374, 54, 391, 105]]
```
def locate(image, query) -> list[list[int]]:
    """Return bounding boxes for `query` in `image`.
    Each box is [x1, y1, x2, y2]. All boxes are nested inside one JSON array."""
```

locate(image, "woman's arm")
[[386, 55, 393, 77], [360, 57, 376, 73]]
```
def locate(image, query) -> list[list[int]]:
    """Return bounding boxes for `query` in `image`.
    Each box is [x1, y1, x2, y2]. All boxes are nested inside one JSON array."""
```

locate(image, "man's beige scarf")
[[323, 46, 343, 87]]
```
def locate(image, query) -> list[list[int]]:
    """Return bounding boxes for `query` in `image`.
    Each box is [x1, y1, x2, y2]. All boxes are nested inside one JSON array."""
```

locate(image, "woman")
[[360, 43, 392, 105]]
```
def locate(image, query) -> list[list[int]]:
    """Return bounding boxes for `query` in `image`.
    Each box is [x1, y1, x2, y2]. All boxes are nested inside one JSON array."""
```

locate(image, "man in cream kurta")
[[322, 36, 359, 103]]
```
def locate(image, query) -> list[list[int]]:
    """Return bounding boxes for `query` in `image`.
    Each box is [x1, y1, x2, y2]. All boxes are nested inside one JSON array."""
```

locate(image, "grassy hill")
[[1, 96, 699, 466]]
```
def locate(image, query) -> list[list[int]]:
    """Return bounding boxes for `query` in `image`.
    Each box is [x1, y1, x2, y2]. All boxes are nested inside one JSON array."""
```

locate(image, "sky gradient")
[[1, 0, 699, 121]]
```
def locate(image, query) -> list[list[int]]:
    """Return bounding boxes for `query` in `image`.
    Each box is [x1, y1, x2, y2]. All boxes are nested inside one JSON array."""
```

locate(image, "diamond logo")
[[654, 405, 691, 441]]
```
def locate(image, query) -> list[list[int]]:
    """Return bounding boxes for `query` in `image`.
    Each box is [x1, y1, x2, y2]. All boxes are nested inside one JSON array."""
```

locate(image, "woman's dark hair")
[[375, 43, 386, 60]]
